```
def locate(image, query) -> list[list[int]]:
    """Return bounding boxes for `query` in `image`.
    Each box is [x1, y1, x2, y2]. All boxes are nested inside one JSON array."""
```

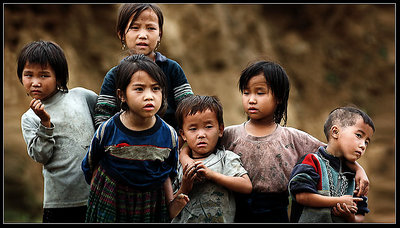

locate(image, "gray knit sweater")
[[21, 87, 98, 208]]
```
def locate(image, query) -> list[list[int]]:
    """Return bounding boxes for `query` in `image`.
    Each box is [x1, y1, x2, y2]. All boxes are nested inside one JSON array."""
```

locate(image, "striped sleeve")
[[173, 83, 193, 103], [94, 94, 118, 129]]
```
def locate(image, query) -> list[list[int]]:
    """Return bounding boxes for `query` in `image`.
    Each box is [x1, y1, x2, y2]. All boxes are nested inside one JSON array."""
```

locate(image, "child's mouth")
[[143, 103, 155, 111], [136, 43, 148, 47], [248, 108, 258, 113], [197, 142, 207, 147]]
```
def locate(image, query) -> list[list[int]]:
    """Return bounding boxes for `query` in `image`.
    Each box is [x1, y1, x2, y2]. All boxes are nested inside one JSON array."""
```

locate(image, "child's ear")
[[116, 89, 125, 102], [331, 125, 339, 139], [218, 124, 224, 138], [179, 129, 186, 141]]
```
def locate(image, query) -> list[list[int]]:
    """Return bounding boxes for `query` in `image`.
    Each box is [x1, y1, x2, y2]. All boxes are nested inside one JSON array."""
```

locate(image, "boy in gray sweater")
[[17, 40, 98, 222]]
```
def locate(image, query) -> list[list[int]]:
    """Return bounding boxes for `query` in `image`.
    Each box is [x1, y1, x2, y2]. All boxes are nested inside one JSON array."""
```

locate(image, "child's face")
[[334, 117, 374, 163], [22, 62, 58, 101], [242, 74, 278, 122], [118, 70, 162, 119], [180, 109, 223, 158], [124, 8, 161, 58]]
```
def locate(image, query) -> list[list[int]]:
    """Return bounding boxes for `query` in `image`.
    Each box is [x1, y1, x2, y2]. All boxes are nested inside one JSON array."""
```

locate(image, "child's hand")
[[194, 161, 212, 181], [179, 145, 195, 168], [180, 162, 198, 194], [338, 195, 363, 207], [354, 166, 369, 196], [169, 193, 190, 219], [30, 98, 51, 127], [332, 202, 358, 222]]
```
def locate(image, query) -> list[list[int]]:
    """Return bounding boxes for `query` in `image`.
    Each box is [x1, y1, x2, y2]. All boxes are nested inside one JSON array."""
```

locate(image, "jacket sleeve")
[[168, 60, 193, 104], [94, 67, 119, 129], [166, 126, 179, 180], [288, 154, 322, 200], [81, 120, 108, 184], [21, 113, 55, 165]]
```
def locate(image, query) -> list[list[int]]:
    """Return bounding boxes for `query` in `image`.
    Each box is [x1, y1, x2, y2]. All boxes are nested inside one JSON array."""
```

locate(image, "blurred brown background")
[[3, 4, 395, 223]]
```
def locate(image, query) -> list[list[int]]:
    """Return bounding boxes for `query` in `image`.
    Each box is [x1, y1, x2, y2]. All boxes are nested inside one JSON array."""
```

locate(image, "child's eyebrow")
[[132, 82, 160, 86], [23, 70, 51, 74]]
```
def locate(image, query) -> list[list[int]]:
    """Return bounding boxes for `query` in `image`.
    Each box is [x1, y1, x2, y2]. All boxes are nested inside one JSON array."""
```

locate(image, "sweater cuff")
[[38, 122, 54, 137]]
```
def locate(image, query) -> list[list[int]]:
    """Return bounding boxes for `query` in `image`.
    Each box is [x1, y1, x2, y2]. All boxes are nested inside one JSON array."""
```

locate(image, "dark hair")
[[323, 106, 375, 141], [175, 95, 224, 130], [116, 3, 164, 44], [17, 40, 69, 92], [238, 61, 290, 126], [115, 54, 167, 115]]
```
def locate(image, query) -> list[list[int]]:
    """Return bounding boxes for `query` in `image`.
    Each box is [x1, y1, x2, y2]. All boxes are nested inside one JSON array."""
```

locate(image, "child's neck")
[[325, 144, 343, 159], [120, 111, 156, 131], [191, 148, 216, 161], [246, 118, 277, 137]]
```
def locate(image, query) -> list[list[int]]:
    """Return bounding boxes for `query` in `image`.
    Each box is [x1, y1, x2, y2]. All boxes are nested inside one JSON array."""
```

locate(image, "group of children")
[[18, 3, 374, 224]]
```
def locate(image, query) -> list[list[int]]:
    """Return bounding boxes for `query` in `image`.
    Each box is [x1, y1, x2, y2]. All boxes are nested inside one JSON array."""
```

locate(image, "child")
[[180, 60, 370, 222], [95, 3, 193, 132], [171, 95, 252, 223], [18, 40, 98, 222], [81, 54, 185, 222], [288, 106, 374, 223]]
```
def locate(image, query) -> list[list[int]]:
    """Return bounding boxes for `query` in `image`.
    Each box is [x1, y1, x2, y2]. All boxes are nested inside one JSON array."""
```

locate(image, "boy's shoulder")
[[213, 148, 242, 164], [69, 86, 95, 93], [69, 87, 98, 97]]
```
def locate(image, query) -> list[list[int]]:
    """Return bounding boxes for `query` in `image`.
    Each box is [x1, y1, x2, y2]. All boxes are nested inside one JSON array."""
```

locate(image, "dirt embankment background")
[[3, 4, 395, 223]]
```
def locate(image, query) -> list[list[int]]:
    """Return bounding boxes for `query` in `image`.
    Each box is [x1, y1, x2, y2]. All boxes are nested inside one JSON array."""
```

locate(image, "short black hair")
[[239, 60, 290, 126], [17, 40, 69, 92], [323, 106, 375, 141], [175, 95, 224, 130], [115, 54, 167, 115]]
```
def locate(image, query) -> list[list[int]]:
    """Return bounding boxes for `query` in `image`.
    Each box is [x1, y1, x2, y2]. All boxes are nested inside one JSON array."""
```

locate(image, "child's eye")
[[153, 86, 161, 91], [189, 127, 197, 131], [148, 27, 156, 30], [129, 26, 139, 30], [23, 74, 32, 77], [134, 87, 143, 92], [355, 133, 362, 138], [41, 74, 50, 78], [365, 140, 369, 146], [205, 125, 214, 129]]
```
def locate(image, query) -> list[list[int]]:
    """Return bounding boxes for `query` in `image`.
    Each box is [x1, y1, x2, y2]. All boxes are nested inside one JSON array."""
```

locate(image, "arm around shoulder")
[[211, 171, 252, 194]]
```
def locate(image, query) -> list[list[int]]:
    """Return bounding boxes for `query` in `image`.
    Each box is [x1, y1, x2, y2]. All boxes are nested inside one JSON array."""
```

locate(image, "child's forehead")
[[343, 117, 374, 137], [184, 109, 218, 121], [24, 61, 52, 70], [131, 8, 159, 22], [245, 74, 269, 88]]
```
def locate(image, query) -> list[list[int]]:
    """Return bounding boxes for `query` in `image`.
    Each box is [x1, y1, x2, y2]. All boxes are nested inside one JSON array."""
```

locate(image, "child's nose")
[[32, 80, 41, 87], [138, 30, 148, 39], [143, 89, 154, 100], [360, 141, 366, 150], [249, 95, 256, 104], [197, 130, 206, 138]]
